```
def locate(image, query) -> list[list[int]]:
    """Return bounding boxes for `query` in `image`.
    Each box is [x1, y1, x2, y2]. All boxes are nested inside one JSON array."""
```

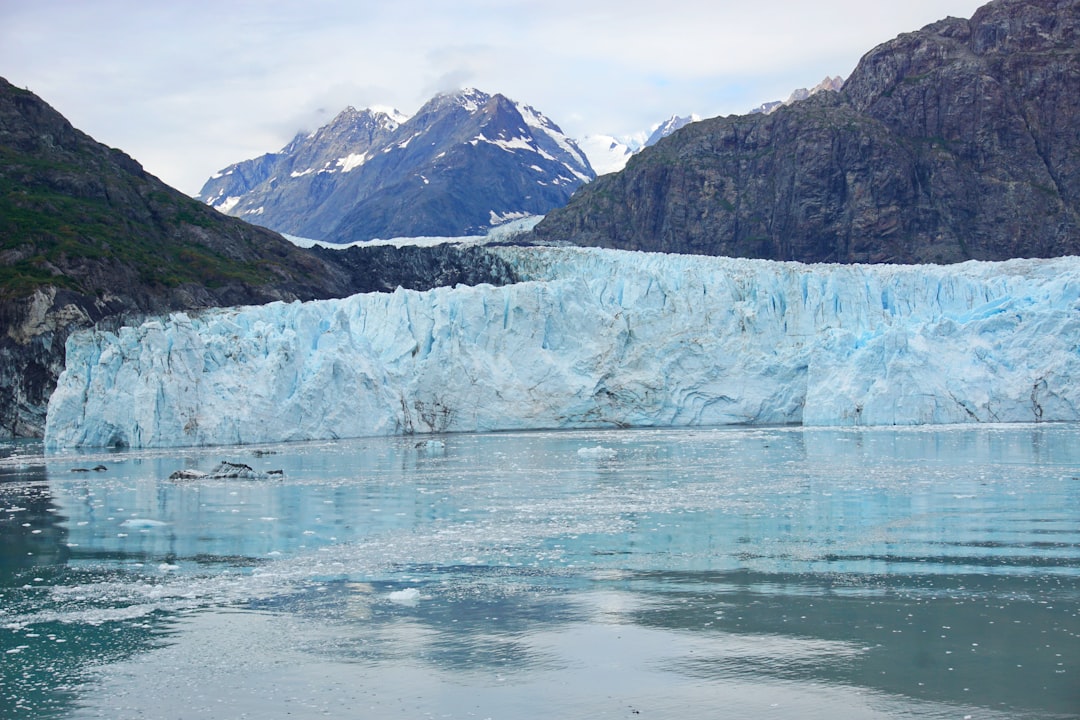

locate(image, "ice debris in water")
[[415, 439, 446, 455], [388, 588, 421, 605], [168, 469, 207, 481], [120, 518, 169, 529], [45, 247, 1080, 449], [577, 445, 617, 459], [168, 462, 283, 480]]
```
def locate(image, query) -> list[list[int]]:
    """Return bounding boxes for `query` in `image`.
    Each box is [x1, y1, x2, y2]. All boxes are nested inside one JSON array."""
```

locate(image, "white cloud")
[[1, 0, 987, 195]]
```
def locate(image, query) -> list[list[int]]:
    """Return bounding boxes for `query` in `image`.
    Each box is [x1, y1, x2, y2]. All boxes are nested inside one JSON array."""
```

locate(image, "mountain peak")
[[429, 87, 493, 113], [645, 114, 702, 147], [749, 76, 846, 115], [323, 105, 405, 132], [370, 105, 410, 125]]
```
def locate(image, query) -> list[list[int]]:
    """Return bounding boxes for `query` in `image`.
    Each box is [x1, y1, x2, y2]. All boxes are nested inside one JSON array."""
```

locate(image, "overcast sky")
[[2, 0, 987, 196]]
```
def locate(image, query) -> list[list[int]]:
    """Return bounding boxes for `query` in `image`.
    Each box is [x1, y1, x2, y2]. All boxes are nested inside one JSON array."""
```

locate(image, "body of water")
[[2, 425, 1078, 718]]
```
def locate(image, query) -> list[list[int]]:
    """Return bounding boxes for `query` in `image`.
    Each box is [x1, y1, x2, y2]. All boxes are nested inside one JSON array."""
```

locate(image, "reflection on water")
[[1, 426, 1078, 718]]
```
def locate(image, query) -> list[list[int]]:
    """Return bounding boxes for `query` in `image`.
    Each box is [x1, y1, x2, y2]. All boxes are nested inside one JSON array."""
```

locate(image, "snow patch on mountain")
[[336, 153, 369, 172], [216, 196, 241, 214], [488, 210, 533, 226], [473, 133, 542, 155]]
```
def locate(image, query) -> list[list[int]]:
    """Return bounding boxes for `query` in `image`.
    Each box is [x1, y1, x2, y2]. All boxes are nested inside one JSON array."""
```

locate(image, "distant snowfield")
[[282, 215, 543, 249], [45, 244, 1080, 449], [577, 134, 638, 175]]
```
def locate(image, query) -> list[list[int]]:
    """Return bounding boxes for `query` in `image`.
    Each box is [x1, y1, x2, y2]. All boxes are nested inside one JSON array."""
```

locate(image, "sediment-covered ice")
[[44, 247, 1080, 449]]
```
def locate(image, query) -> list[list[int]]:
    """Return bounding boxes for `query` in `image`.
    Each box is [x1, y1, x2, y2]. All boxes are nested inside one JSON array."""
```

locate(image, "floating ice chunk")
[[120, 519, 168, 529], [169, 463, 282, 480], [578, 445, 617, 460], [388, 588, 421, 605], [207, 462, 267, 479], [168, 469, 207, 481], [415, 439, 446, 455]]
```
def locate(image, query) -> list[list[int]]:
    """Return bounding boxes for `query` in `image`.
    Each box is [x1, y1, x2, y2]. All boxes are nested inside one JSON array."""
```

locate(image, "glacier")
[[45, 246, 1080, 449]]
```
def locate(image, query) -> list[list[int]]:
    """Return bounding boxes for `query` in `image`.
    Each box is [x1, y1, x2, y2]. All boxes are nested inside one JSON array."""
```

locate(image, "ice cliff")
[[45, 247, 1080, 449]]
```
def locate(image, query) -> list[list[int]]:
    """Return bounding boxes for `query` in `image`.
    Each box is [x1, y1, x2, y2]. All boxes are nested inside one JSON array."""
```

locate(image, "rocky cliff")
[[0, 79, 517, 437], [530, 0, 1080, 263]]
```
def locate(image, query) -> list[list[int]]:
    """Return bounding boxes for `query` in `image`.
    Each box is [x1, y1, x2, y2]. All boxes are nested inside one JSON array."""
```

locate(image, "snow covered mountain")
[[46, 247, 1080, 449], [643, 114, 701, 147], [577, 134, 640, 176], [577, 114, 700, 176], [197, 89, 595, 242]]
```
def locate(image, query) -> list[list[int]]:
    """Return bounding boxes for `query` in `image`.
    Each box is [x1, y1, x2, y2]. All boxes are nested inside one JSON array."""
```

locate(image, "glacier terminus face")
[[44, 247, 1080, 449]]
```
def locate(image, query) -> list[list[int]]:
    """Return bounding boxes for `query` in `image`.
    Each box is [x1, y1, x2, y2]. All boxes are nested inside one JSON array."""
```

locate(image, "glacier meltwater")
[[45, 246, 1080, 449]]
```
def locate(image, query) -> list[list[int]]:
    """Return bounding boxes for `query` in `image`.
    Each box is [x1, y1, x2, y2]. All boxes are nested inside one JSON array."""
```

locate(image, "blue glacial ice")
[[45, 247, 1080, 449]]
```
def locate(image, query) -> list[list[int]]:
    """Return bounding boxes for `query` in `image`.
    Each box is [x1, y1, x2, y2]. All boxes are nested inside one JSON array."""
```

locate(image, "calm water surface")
[[1, 425, 1078, 719]]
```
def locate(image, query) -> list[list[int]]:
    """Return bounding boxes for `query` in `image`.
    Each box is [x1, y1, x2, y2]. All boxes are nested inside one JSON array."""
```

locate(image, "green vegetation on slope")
[[0, 147, 281, 301]]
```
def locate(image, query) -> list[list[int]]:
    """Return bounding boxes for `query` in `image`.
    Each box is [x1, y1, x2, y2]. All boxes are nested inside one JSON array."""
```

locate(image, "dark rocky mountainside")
[[198, 89, 595, 243], [0, 79, 517, 437], [309, 243, 517, 295], [531, 0, 1080, 263]]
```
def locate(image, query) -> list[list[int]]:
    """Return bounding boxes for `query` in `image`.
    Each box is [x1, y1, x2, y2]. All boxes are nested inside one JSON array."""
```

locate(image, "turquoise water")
[[2, 425, 1078, 718]]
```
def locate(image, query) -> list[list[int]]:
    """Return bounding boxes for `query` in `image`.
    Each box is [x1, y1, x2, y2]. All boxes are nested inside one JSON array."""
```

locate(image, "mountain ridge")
[[199, 88, 595, 242], [529, 0, 1080, 264], [748, 76, 845, 115]]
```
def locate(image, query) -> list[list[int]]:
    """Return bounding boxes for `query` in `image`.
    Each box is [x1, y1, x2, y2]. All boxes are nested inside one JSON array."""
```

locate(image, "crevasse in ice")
[[44, 246, 1080, 449]]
